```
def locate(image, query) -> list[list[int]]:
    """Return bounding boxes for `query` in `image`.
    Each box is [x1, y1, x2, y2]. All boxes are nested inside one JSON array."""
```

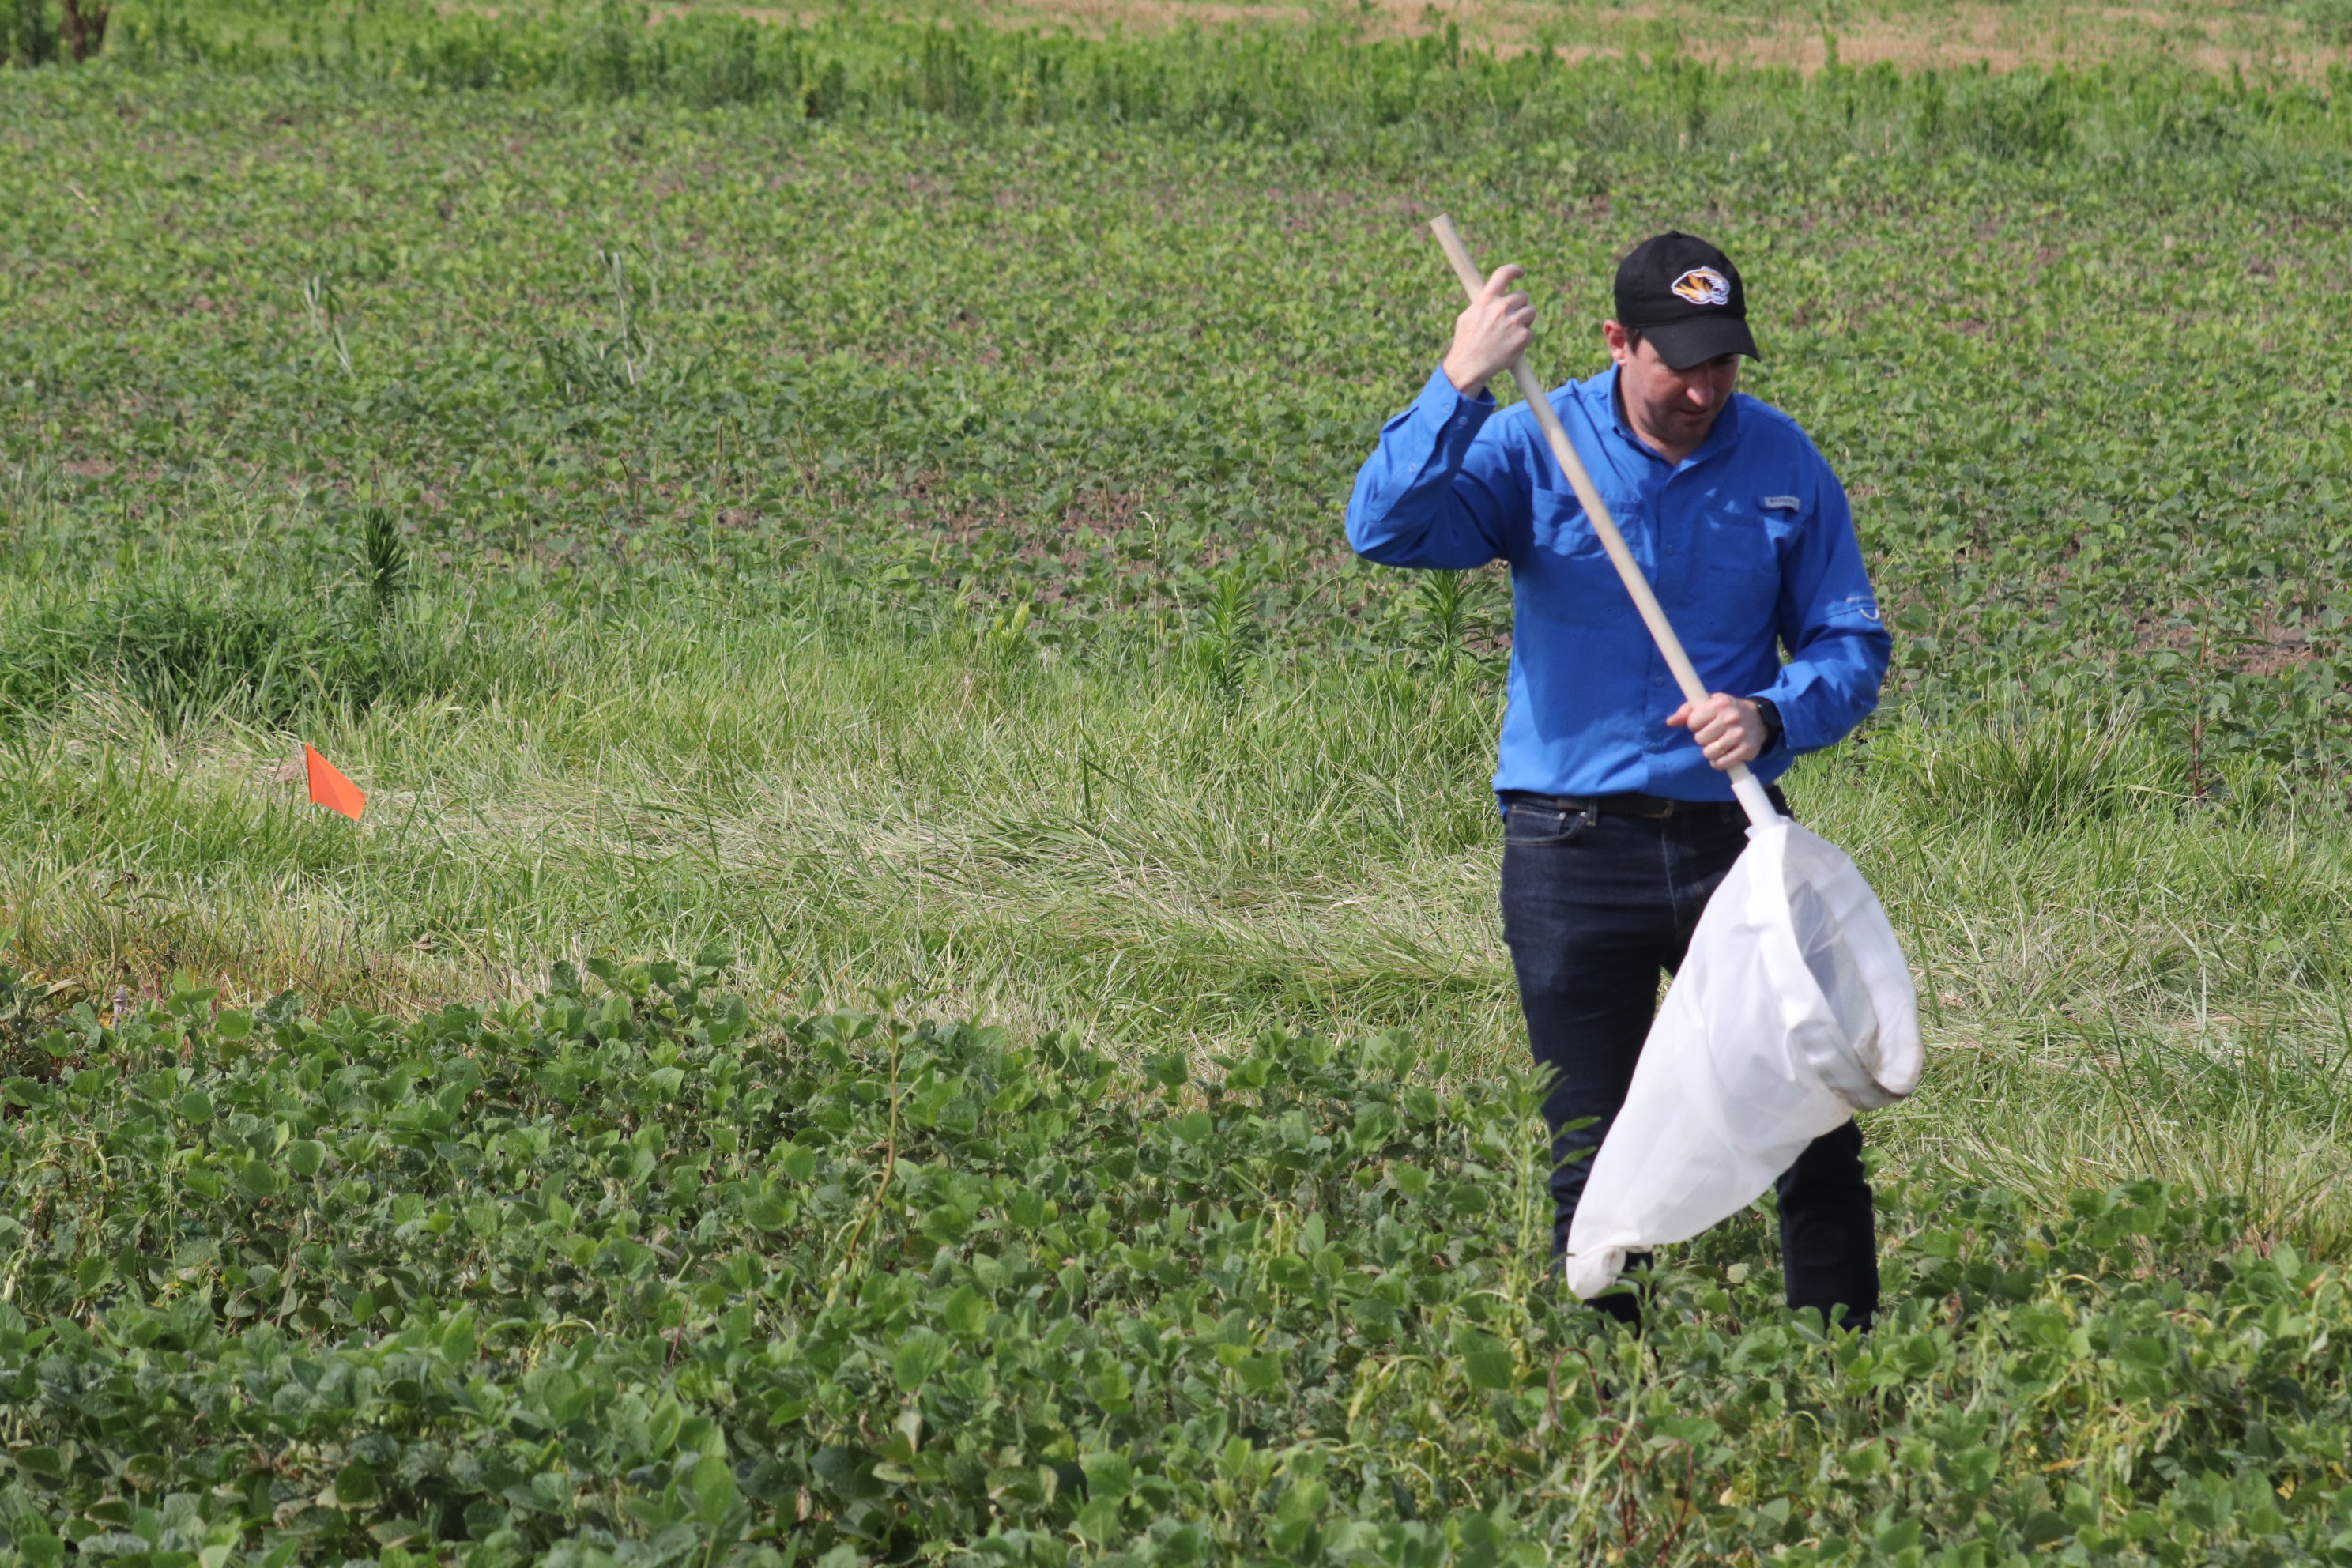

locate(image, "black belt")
[[1502, 787, 1788, 821]]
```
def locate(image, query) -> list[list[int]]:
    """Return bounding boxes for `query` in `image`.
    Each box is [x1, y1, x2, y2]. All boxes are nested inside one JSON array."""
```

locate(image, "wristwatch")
[[1752, 698, 1784, 753]]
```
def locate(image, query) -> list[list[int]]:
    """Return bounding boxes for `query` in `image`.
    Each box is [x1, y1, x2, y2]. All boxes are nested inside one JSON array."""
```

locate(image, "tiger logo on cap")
[[1669, 266, 1731, 307]]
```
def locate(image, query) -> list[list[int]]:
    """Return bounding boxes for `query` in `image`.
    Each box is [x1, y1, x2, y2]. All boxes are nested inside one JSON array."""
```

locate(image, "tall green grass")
[[0, 503, 541, 731], [19, 0, 2352, 164]]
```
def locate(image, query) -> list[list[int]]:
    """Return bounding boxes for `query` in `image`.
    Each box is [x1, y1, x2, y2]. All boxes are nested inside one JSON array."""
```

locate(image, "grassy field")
[[6, 6, 2352, 1566]]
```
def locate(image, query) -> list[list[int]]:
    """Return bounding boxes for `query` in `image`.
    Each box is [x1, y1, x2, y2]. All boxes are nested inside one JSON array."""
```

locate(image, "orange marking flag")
[[303, 744, 367, 820]]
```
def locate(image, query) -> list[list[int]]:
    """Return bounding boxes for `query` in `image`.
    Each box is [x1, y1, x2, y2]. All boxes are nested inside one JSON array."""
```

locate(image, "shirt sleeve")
[[1344, 366, 1527, 570], [1751, 452, 1892, 755]]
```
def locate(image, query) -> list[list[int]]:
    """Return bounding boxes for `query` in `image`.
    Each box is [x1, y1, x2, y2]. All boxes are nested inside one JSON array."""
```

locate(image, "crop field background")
[[5, 2, 2352, 1565]]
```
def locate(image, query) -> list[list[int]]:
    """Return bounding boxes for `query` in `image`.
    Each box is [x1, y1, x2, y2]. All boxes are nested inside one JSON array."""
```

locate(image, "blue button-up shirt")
[[1346, 364, 1890, 801]]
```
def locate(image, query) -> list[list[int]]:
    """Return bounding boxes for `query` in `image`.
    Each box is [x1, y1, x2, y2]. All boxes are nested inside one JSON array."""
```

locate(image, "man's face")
[[1603, 322, 1741, 455]]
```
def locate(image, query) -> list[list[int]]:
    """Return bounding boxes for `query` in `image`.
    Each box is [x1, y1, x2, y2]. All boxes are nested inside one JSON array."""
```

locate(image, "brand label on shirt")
[[1760, 495, 1800, 511]]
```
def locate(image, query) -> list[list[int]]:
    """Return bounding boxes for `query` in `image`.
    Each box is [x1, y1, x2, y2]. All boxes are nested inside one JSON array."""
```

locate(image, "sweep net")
[[1561, 820, 1922, 1300]]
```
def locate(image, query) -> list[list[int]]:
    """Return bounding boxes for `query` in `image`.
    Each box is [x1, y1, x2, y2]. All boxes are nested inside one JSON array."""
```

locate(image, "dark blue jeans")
[[1498, 792, 1879, 1329]]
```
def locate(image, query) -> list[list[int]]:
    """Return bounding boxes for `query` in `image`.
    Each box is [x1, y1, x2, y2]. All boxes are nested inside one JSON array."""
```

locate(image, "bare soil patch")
[[628, 0, 2345, 77]]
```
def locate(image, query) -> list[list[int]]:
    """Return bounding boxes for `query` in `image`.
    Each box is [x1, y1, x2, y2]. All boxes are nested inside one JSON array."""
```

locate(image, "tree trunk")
[[60, 0, 107, 61]]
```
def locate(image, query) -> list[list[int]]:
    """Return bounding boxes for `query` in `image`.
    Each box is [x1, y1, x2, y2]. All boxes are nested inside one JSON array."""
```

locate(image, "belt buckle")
[[1629, 797, 1678, 819]]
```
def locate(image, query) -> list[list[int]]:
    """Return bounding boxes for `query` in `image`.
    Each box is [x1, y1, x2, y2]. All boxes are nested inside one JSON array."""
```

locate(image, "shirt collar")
[[1596, 364, 1741, 473]]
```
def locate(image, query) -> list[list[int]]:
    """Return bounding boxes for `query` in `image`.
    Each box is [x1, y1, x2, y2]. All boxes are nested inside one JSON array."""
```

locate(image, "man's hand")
[[1442, 265, 1534, 394], [1667, 693, 1766, 770]]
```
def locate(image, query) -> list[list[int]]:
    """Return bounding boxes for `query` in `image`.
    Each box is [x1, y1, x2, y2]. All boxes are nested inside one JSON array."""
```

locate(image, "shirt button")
[[1652, 677, 1665, 687]]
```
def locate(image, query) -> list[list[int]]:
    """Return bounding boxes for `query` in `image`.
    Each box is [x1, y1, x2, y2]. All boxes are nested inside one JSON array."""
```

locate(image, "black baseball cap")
[[1612, 232, 1759, 369]]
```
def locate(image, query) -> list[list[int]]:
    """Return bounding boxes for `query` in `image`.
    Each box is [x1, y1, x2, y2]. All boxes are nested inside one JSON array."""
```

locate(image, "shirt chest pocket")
[[1695, 505, 1783, 628], [1525, 488, 1640, 626]]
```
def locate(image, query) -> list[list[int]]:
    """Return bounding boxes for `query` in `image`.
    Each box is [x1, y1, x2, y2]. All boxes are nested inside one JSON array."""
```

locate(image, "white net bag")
[[1561, 820, 1922, 1300]]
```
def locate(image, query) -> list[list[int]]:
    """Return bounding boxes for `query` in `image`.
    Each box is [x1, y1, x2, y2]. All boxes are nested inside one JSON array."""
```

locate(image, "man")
[[1344, 232, 1890, 1329]]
